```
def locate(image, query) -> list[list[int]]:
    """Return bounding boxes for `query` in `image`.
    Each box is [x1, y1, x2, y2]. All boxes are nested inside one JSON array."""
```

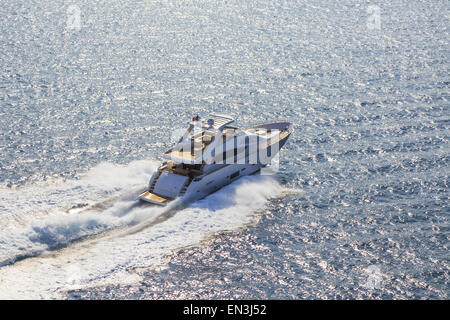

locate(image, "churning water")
[[0, 0, 448, 299]]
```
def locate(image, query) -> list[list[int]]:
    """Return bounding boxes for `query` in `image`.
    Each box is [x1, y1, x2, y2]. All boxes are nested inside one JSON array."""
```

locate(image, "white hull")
[[139, 164, 262, 206], [139, 115, 293, 206]]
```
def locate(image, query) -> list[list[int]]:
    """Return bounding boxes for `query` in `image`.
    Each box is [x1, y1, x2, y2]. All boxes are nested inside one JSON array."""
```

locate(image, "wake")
[[0, 160, 284, 299], [0, 160, 159, 267]]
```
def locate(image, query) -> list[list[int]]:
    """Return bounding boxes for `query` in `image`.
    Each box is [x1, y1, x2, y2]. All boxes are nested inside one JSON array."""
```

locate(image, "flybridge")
[[203, 114, 235, 130], [191, 113, 235, 131], [165, 114, 290, 165], [173, 114, 234, 146]]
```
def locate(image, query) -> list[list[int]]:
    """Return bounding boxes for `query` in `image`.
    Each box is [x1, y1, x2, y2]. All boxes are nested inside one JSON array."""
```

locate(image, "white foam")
[[0, 163, 283, 299], [0, 160, 157, 222], [0, 160, 158, 265]]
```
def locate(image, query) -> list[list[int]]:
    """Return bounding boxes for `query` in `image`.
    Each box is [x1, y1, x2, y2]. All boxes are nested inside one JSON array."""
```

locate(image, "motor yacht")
[[139, 114, 293, 205]]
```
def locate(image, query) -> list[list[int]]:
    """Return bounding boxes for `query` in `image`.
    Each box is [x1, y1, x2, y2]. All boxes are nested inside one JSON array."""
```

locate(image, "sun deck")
[[139, 190, 170, 204]]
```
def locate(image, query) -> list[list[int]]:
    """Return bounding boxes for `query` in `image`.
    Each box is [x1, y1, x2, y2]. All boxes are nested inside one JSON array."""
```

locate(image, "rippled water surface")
[[0, 0, 448, 299]]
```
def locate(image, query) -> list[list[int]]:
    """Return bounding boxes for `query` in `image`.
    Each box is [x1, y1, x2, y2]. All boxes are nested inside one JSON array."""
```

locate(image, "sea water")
[[0, 0, 448, 299]]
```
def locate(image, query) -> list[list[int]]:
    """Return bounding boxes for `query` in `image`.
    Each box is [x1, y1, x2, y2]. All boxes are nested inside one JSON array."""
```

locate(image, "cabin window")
[[230, 171, 239, 179]]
